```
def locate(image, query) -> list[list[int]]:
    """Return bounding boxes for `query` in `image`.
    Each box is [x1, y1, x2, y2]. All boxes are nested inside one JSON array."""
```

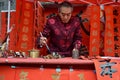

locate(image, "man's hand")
[[39, 36, 47, 47]]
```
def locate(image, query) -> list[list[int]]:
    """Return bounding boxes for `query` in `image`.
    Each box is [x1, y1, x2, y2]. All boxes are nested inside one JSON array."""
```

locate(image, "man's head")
[[58, 1, 73, 23]]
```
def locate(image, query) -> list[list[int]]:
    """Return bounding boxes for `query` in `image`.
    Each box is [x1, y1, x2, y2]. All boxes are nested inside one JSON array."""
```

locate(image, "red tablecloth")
[[0, 57, 94, 65]]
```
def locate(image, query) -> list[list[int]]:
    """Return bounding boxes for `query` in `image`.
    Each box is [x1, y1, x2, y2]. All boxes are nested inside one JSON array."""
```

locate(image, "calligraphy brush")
[[40, 32, 51, 54]]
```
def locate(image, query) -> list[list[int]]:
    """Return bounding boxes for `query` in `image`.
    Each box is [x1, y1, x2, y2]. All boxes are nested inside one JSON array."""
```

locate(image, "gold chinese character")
[[92, 46, 97, 52], [106, 7, 111, 14], [107, 31, 112, 37], [92, 30, 98, 36], [22, 26, 29, 33], [106, 16, 111, 21], [21, 42, 27, 49], [107, 39, 112, 45], [25, 3, 31, 9], [22, 34, 28, 41], [24, 11, 30, 17], [23, 18, 29, 25], [107, 23, 111, 30], [92, 38, 97, 44], [93, 14, 98, 20], [52, 73, 60, 80], [93, 7, 99, 12], [107, 48, 113, 53], [19, 71, 29, 80], [78, 74, 85, 80], [93, 22, 98, 28], [0, 75, 5, 80]]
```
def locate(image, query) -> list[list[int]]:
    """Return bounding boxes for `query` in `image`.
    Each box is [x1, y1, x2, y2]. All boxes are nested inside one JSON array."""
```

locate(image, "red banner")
[[104, 6, 114, 56], [94, 59, 120, 80], [0, 13, 7, 44], [113, 6, 120, 57], [89, 6, 100, 56], [16, 0, 34, 52]]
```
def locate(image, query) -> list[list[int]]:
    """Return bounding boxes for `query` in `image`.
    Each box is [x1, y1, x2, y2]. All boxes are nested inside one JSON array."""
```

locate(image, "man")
[[39, 1, 82, 57]]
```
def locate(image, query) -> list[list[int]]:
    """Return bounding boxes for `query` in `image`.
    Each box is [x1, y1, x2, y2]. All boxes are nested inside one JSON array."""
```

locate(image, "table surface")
[[0, 57, 94, 65], [0, 57, 119, 65]]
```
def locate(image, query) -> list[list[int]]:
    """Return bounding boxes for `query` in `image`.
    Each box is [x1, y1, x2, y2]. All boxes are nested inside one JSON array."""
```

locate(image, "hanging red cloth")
[[16, 0, 34, 52], [89, 5, 100, 56], [104, 6, 114, 56]]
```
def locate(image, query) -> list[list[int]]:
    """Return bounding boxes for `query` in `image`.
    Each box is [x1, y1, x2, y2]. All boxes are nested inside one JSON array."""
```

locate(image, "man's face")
[[59, 7, 72, 23]]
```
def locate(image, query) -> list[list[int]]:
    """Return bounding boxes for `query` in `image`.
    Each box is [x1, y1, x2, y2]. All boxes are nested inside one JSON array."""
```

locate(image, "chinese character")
[[100, 59, 117, 78]]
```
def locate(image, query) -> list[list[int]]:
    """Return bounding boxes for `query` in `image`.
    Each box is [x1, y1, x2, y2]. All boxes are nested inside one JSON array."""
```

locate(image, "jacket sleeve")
[[42, 19, 51, 38], [73, 18, 82, 49]]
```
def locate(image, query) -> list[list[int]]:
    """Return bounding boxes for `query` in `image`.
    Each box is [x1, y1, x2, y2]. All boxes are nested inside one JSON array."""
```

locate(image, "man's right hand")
[[39, 36, 47, 47]]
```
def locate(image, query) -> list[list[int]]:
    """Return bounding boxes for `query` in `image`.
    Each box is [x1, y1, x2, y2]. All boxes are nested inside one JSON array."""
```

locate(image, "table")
[[0, 57, 97, 80]]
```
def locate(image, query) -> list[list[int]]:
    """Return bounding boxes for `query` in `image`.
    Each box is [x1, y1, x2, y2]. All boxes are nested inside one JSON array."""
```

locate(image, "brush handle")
[[40, 32, 51, 54]]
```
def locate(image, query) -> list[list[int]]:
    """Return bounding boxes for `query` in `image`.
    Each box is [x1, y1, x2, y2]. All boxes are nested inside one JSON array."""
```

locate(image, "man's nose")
[[64, 15, 68, 19]]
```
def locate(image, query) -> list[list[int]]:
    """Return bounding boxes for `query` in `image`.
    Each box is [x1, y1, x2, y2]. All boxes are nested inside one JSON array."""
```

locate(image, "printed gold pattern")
[[107, 48, 112, 53], [24, 11, 30, 17], [107, 31, 112, 37], [93, 15, 98, 20], [93, 7, 98, 12], [19, 71, 29, 80], [22, 26, 29, 33], [107, 23, 111, 30], [21, 42, 27, 49], [92, 30, 98, 36], [107, 39, 112, 45], [106, 16, 111, 21], [25, 3, 31, 9], [0, 75, 5, 80], [23, 18, 29, 25], [22, 34, 28, 41], [92, 46, 97, 52], [93, 22, 98, 28], [92, 38, 97, 44], [52, 73, 60, 80], [106, 8, 111, 14], [78, 73, 85, 80]]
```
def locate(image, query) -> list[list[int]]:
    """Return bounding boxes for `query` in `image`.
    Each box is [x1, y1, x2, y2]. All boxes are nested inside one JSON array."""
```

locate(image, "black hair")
[[58, 1, 73, 12]]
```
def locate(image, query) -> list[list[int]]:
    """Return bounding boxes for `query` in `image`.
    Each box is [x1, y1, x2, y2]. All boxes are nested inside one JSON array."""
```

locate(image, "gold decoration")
[[92, 46, 97, 52], [78, 73, 85, 80], [107, 31, 112, 37], [0, 75, 5, 80], [93, 7, 98, 12], [22, 26, 29, 33], [23, 18, 29, 25], [107, 23, 111, 30], [24, 11, 30, 17], [93, 22, 98, 28], [25, 3, 31, 9], [92, 38, 97, 44], [21, 42, 27, 49], [92, 30, 98, 36], [19, 71, 29, 80], [106, 16, 111, 21], [106, 8, 111, 14], [93, 14, 98, 20], [22, 34, 28, 41], [107, 48, 112, 53], [107, 39, 112, 45], [52, 73, 60, 80]]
